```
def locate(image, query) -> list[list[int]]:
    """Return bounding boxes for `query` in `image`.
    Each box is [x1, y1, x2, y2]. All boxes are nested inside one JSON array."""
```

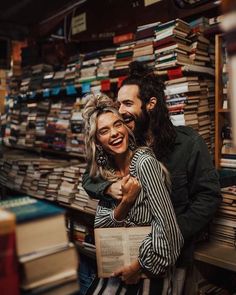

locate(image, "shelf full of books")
[[214, 34, 236, 170], [0, 149, 98, 215], [1, 17, 218, 159]]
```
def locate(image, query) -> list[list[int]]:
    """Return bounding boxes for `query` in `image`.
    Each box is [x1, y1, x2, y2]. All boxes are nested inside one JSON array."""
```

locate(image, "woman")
[[82, 93, 183, 294]]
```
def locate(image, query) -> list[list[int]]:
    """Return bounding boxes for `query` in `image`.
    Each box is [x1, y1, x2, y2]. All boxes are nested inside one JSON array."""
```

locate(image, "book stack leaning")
[[0, 196, 79, 295]]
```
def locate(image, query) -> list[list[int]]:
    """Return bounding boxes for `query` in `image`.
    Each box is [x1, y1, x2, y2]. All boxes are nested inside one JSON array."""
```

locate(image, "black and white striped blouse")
[[95, 148, 184, 276]]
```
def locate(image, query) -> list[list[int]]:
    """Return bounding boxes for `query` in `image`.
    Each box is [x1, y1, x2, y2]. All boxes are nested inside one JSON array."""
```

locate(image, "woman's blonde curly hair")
[[82, 93, 135, 180]]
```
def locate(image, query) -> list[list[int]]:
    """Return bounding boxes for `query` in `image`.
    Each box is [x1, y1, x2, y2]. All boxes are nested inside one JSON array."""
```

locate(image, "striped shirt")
[[95, 148, 184, 276]]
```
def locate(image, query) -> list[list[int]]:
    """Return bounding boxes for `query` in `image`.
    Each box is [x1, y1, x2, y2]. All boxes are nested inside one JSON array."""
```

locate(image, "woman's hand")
[[121, 175, 141, 205], [113, 175, 140, 221], [112, 260, 142, 285]]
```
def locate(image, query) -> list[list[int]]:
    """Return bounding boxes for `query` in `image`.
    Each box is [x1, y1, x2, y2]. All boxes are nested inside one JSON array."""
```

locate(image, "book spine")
[[0, 211, 20, 295], [113, 33, 134, 44]]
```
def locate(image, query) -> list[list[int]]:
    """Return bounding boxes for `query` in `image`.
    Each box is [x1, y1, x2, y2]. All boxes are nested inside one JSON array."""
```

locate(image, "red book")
[[101, 79, 111, 91], [113, 33, 135, 44], [167, 67, 183, 80], [0, 210, 19, 295]]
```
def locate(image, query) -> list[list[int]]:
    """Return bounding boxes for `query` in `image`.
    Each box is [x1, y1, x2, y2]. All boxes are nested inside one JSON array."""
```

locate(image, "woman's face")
[[96, 112, 129, 156]]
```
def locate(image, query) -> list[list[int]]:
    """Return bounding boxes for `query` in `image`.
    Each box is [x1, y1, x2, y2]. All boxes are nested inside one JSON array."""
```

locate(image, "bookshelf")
[[195, 242, 236, 272], [215, 34, 235, 170], [215, 34, 224, 169]]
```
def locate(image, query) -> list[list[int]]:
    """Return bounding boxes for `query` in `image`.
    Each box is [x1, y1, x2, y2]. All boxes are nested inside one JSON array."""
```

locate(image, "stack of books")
[[189, 33, 211, 67], [30, 64, 53, 92], [0, 150, 98, 215], [64, 56, 80, 87], [70, 219, 96, 256], [79, 53, 100, 83], [197, 278, 230, 295], [51, 70, 66, 89], [97, 48, 116, 80], [42, 71, 54, 89], [66, 98, 86, 154], [0, 150, 79, 199], [132, 22, 158, 68], [0, 196, 79, 294], [25, 102, 37, 147], [165, 76, 201, 128], [220, 138, 236, 170], [154, 19, 192, 70], [35, 100, 51, 147], [45, 101, 73, 151], [210, 186, 236, 248], [57, 165, 82, 204], [110, 34, 135, 78]]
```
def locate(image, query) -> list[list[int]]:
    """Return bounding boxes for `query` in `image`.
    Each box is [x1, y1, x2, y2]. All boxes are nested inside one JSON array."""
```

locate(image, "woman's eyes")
[[99, 129, 109, 135], [98, 121, 123, 136], [114, 121, 123, 128]]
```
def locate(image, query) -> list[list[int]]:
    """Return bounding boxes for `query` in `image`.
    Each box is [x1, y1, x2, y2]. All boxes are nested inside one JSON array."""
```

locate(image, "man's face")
[[117, 85, 143, 131]]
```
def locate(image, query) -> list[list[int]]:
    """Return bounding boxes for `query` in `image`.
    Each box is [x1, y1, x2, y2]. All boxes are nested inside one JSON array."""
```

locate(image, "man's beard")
[[133, 109, 150, 146]]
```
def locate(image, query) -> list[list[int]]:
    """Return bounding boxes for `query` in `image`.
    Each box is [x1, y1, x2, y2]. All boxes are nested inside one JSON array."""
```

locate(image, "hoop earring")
[[96, 145, 108, 167]]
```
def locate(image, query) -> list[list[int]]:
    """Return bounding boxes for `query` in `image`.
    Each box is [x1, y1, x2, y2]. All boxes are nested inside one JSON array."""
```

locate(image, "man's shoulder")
[[174, 125, 200, 143]]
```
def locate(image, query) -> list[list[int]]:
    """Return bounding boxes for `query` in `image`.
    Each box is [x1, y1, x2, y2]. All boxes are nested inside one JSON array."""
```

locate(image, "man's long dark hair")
[[121, 61, 176, 161]]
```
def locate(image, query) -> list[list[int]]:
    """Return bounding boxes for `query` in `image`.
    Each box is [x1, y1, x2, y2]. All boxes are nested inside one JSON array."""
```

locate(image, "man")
[[82, 61, 221, 293]]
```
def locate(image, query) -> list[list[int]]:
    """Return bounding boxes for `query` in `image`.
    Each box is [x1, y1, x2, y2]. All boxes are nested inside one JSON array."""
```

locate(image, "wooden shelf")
[[195, 242, 236, 272], [3, 144, 85, 160], [218, 108, 230, 113]]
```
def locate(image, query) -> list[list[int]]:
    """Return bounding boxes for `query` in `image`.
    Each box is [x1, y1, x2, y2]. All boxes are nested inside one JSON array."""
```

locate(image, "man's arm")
[[177, 134, 222, 241], [82, 166, 123, 201], [82, 166, 113, 201]]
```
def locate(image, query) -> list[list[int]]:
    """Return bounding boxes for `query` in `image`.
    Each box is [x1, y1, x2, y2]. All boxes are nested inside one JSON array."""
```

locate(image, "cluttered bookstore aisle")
[[0, 0, 236, 294]]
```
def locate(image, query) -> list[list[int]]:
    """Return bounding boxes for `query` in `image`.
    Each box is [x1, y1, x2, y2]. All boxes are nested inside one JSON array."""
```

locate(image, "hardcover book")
[[0, 210, 20, 295], [0, 196, 68, 257]]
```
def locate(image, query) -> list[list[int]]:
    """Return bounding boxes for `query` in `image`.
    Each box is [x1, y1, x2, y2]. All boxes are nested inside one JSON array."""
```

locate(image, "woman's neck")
[[114, 150, 133, 178]]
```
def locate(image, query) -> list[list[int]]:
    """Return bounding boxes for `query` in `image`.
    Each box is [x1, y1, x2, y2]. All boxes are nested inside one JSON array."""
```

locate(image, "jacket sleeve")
[[82, 166, 113, 201], [136, 156, 184, 276], [177, 134, 222, 241]]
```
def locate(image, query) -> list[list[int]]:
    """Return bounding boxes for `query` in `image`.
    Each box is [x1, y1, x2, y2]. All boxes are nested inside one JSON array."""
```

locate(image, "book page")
[[95, 226, 151, 278]]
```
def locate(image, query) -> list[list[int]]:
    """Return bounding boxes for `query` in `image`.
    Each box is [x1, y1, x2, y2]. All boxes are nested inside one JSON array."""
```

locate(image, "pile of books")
[[154, 19, 192, 70], [2, 97, 88, 156], [210, 186, 236, 248], [0, 196, 79, 294], [220, 125, 236, 169], [0, 150, 96, 214]]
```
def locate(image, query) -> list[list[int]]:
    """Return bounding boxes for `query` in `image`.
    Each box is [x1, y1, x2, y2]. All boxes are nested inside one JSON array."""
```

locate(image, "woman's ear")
[[146, 97, 157, 112]]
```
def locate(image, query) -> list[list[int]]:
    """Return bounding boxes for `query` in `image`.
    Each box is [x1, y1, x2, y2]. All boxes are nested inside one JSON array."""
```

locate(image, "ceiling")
[[0, 0, 221, 42], [0, 0, 86, 39]]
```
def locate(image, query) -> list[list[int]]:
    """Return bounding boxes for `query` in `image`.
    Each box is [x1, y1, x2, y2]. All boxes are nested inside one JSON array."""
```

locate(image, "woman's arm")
[[137, 155, 184, 276]]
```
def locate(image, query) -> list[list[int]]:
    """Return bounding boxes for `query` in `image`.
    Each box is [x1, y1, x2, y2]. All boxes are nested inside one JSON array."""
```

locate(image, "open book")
[[95, 226, 151, 278]]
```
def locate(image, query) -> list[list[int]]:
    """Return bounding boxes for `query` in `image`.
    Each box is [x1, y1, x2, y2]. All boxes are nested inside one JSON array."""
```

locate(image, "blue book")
[[0, 196, 64, 223]]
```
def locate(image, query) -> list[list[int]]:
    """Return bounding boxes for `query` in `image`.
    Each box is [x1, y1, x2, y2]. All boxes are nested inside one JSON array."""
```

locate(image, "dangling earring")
[[96, 145, 108, 167], [128, 138, 136, 151]]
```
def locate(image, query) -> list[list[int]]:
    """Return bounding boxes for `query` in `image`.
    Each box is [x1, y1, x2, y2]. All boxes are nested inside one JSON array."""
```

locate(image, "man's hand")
[[105, 180, 123, 200], [112, 260, 142, 284]]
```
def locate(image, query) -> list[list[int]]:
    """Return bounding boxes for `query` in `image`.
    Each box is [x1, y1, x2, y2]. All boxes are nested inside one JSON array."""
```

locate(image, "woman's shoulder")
[[131, 147, 157, 167]]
